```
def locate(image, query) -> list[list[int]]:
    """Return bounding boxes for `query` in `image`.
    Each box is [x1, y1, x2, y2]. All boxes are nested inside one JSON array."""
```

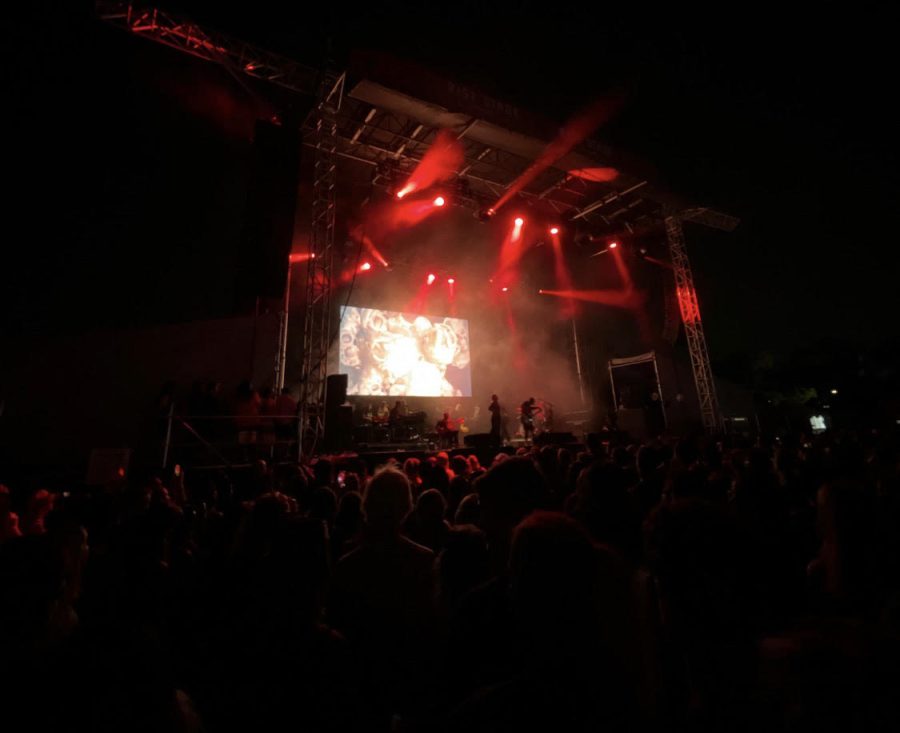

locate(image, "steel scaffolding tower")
[[298, 72, 345, 456], [665, 214, 721, 431]]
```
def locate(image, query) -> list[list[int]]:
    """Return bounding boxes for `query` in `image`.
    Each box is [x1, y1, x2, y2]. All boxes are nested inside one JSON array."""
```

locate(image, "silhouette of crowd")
[[2, 428, 900, 731]]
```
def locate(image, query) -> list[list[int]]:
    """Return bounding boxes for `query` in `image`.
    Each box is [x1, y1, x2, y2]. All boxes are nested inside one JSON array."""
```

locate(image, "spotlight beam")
[[550, 230, 576, 317], [395, 129, 463, 200], [487, 99, 620, 215], [539, 288, 641, 309]]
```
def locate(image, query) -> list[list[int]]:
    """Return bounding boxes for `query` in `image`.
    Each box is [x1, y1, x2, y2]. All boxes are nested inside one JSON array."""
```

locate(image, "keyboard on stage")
[[398, 411, 427, 425]]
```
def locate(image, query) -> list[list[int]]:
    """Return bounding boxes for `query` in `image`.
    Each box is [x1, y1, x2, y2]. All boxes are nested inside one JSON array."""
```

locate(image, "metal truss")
[[665, 215, 721, 431], [302, 100, 648, 217], [98, 3, 654, 223], [298, 73, 344, 456], [96, 1, 318, 97], [681, 207, 740, 232]]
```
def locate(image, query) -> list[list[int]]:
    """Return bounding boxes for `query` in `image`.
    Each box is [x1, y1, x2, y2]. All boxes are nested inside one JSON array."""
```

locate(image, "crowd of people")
[[2, 428, 900, 731]]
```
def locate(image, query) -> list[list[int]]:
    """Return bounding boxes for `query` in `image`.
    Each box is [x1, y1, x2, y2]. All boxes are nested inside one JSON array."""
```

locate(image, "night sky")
[[6, 3, 898, 364]]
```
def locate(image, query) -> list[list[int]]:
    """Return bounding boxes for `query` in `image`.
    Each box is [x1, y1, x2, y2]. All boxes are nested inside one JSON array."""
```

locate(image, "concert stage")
[[92, 3, 739, 478]]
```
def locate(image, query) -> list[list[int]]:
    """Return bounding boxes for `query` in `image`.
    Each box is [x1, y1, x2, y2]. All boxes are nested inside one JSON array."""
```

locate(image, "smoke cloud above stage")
[[332, 205, 590, 429]]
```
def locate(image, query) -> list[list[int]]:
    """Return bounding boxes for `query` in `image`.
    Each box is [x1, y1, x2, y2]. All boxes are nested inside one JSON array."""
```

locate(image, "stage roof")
[[98, 2, 736, 233]]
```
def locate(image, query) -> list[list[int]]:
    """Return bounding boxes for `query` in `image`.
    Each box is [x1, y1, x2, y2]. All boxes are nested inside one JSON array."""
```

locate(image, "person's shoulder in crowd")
[[336, 533, 434, 569]]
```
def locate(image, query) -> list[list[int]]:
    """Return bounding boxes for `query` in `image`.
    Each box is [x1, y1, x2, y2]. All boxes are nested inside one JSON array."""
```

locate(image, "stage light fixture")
[[609, 241, 618, 249], [360, 262, 372, 271], [514, 217, 524, 227], [427, 273, 436, 285], [830, 388, 839, 395], [501, 286, 509, 292], [550, 227, 559, 235], [433, 196, 445, 207], [447, 277, 455, 285]]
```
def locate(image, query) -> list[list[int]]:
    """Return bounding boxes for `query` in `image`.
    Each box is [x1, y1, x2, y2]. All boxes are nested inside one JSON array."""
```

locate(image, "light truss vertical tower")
[[665, 214, 721, 432], [298, 72, 345, 456]]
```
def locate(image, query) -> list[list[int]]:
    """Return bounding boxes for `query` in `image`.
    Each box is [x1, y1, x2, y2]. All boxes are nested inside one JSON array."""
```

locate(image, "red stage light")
[[447, 277, 455, 285], [501, 286, 509, 292], [514, 217, 524, 227], [427, 273, 436, 285], [360, 262, 372, 271], [396, 182, 418, 199], [433, 196, 445, 207], [609, 241, 618, 249], [550, 227, 559, 235]]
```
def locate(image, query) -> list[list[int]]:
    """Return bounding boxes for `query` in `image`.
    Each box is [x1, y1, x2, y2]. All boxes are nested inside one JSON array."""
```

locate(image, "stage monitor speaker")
[[463, 433, 496, 450], [325, 373, 348, 409], [236, 120, 300, 309], [534, 431, 576, 446]]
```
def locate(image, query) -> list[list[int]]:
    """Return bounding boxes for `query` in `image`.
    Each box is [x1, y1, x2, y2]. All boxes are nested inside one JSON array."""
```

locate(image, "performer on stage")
[[520, 397, 542, 444], [489, 394, 502, 445], [376, 401, 390, 422], [436, 411, 459, 448], [389, 400, 406, 423], [541, 400, 554, 431], [388, 400, 406, 440]]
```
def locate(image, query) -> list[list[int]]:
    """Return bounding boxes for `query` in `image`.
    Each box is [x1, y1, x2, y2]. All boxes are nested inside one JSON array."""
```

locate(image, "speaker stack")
[[323, 374, 352, 452]]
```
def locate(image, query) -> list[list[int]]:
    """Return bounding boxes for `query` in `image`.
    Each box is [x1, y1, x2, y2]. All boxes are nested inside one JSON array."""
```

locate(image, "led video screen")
[[339, 306, 472, 397]]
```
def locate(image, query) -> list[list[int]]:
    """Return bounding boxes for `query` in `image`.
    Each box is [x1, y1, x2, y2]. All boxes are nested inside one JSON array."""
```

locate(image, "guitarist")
[[519, 397, 542, 445]]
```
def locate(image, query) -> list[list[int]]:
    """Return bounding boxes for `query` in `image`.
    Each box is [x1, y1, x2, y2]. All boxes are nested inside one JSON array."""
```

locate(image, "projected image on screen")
[[339, 306, 471, 397]]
